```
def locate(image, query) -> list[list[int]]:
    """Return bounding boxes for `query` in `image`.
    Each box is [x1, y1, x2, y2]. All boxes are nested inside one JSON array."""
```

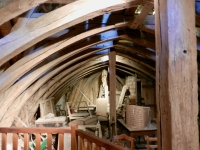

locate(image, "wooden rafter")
[[0, 23, 127, 93], [0, 0, 49, 26], [129, 1, 154, 29], [0, 0, 142, 66]]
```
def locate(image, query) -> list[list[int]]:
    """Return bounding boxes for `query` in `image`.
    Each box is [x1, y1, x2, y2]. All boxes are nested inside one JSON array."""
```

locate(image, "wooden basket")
[[126, 105, 150, 129]]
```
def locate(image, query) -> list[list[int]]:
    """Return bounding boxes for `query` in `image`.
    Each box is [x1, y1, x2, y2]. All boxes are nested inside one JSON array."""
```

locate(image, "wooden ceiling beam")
[[0, 21, 12, 36], [116, 52, 155, 71], [0, 0, 49, 26], [0, 23, 127, 93], [49, 54, 155, 100], [114, 43, 155, 61], [46, 0, 75, 4], [124, 7, 137, 15], [52, 54, 155, 101], [0, 54, 99, 127], [11, 7, 38, 32], [0, 0, 142, 66], [119, 34, 155, 49], [53, 65, 105, 102], [129, 1, 154, 29], [0, 46, 105, 127]]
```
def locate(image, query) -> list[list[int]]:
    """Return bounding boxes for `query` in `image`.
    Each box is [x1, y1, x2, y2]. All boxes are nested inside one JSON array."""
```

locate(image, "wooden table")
[[117, 119, 157, 137]]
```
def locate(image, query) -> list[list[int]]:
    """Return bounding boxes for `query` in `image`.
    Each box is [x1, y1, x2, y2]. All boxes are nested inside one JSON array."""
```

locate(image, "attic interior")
[[0, 0, 199, 149]]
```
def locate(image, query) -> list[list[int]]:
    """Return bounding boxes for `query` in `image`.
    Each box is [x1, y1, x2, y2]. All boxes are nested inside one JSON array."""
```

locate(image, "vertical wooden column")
[[155, 0, 199, 149], [109, 49, 116, 137]]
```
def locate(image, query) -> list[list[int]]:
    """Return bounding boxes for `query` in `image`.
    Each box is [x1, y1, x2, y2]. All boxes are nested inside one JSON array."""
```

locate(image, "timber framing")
[[0, 0, 199, 149]]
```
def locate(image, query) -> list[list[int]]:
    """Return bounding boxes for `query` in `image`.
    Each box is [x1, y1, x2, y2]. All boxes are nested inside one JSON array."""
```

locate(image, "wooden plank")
[[109, 49, 116, 137], [0, 127, 71, 133], [80, 137, 85, 150], [13, 133, 18, 150], [87, 141, 92, 150], [0, 21, 12, 36], [1, 133, 7, 150], [96, 145, 101, 150], [47, 134, 52, 150], [124, 7, 137, 15], [35, 133, 40, 150], [0, 47, 102, 126], [139, 25, 155, 34], [48, 63, 153, 103], [71, 126, 78, 150], [46, 0, 75, 4], [24, 133, 29, 150], [11, 8, 38, 32], [59, 133, 64, 150], [45, 59, 105, 100], [49, 54, 155, 101], [129, 1, 154, 29], [0, 0, 48, 26], [155, 0, 199, 149], [2, 52, 102, 125], [116, 52, 155, 71], [119, 34, 155, 50], [0, 0, 141, 66], [114, 44, 155, 61], [0, 23, 127, 93], [53, 65, 107, 101]]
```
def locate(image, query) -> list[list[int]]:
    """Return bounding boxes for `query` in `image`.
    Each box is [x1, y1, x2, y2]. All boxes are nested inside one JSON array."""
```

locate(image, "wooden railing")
[[0, 126, 78, 150], [0, 126, 130, 150], [75, 129, 129, 150], [145, 136, 158, 150]]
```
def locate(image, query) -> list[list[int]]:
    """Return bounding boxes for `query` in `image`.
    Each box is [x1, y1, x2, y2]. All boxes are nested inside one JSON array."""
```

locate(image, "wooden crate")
[[126, 105, 150, 129]]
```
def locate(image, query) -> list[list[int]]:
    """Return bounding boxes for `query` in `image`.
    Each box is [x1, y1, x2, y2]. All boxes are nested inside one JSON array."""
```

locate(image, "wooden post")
[[109, 49, 116, 137], [155, 0, 199, 149], [71, 125, 78, 150]]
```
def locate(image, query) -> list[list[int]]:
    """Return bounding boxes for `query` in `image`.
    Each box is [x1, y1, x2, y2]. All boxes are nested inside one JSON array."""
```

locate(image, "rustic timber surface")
[[155, 0, 199, 149], [118, 119, 156, 137], [0, 126, 78, 150]]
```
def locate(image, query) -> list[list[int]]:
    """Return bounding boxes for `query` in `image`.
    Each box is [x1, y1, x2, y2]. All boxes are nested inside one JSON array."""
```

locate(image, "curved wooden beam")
[[54, 65, 107, 102], [119, 34, 155, 50], [114, 44, 155, 61], [129, 1, 154, 29], [54, 63, 154, 102], [0, 23, 127, 93], [0, 48, 103, 125], [0, 42, 155, 113], [0, 0, 49, 26], [116, 52, 155, 71], [0, 0, 141, 66], [46, 54, 155, 100], [116, 64, 153, 81], [45, 60, 106, 99], [0, 49, 103, 126]]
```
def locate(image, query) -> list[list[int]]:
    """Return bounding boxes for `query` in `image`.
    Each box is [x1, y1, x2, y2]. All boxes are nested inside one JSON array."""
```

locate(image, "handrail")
[[0, 126, 78, 150], [75, 129, 128, 150], [145, 136, 158, 150]]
